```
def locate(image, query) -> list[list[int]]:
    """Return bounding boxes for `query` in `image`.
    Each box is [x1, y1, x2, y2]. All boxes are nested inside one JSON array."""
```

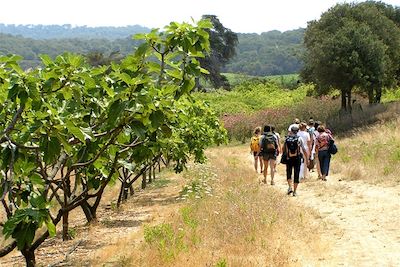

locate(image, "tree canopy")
[[301, 1, 400, 110], [198, 15, 238, 89]]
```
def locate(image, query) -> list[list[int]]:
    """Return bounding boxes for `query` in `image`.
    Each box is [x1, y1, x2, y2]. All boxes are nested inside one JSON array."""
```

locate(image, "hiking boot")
[[287, 187, 293, 195], [292, 191, 297, 197], [262, 179, 267, 184], [270, 180, 275, 185]]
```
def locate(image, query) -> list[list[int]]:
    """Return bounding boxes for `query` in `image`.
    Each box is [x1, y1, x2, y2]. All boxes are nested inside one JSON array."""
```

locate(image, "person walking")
[[288, 118, 300, 132], [316, 125, 333, 181], [250, 126, 263, 173], [271, 126, 281, 172], [259, 125, 279, 185], [283, 125, 308, 196], [307, 119, 316, 173], [297, 122, 311, 180]]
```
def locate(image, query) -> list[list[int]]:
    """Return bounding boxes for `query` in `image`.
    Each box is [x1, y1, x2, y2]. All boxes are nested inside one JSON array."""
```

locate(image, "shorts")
[[262, 153, 277, 161], [253, 151, 261, 157]]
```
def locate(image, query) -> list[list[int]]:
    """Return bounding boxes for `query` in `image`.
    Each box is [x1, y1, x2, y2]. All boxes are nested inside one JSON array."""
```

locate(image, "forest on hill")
[[0, 23, 150, 39], [0, 24, 303, 75]]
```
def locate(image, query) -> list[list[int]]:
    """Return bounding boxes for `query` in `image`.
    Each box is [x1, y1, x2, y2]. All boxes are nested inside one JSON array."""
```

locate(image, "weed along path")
[[245, 146, 400, 266]]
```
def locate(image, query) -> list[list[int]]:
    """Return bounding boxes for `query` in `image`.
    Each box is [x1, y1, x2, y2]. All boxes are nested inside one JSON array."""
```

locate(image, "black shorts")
[[253, 151, 261, 157], [262, 153, 277, 161]]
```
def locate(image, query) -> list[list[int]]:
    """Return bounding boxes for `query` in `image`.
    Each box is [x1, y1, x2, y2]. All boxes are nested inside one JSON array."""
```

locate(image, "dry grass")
[[332, 117, 400, 185], [119, 145, 323, 267]]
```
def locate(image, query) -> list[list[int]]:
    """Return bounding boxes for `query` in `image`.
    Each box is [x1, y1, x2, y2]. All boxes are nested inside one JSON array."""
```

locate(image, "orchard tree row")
[[0, 20, 226, 266]]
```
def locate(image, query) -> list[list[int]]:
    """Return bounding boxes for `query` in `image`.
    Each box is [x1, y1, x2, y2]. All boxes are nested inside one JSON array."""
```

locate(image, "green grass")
[[223, 73, 300, 89], [382, 87, 400, 103], [193, 82, 311, 116]]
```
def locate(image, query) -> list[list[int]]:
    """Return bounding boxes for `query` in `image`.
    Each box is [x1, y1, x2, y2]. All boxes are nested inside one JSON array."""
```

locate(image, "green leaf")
[[45, 219, 56, 237], [108, 100, 125, 126], [30, 173, 45, 187], [150, 110, 165, 129], [66, 121, 86, 143], [100, 80, 115, 97], [39, 54, 53, 66]]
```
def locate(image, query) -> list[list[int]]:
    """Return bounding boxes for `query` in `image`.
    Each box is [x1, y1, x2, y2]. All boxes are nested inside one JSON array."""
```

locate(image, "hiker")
[[315, 125, 333, 181], [259, 125, 279, 185], [307, 119, 316, 172], [283, 125, 308, 196], [250, 126, 263, 173], [288, 118, 300, 133], [313, 121, 323, 179], [297, 122, 311, 180], [271, 126, 281, 172]]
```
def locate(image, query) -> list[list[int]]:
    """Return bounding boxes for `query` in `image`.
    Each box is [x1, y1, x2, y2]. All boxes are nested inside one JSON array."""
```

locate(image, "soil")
[[254, 155, 400, 267]]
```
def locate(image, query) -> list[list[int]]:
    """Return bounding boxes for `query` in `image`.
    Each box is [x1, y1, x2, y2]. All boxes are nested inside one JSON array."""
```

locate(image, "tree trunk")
[[141, 171, 147, 189], [148, 166, 152, 184], [80, 200, 96, 223], [341, 91, 347, 110], [375, 87, 382, 103], [347, 90, 352, 112], [62, 211, 71, 241], [368, 88, 374, 104], [117, 181, 125, 207], [21, 248, 35, 267]]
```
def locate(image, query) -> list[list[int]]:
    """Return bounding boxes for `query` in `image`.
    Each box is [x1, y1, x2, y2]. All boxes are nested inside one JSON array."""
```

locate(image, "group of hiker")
[[250, 118, 337, 197]]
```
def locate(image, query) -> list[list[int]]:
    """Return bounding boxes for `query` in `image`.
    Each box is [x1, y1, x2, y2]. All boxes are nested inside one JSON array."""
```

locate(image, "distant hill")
[[223, 29, 304, 76], [0, 24, 304, 75], [0, 24, 150, 39]]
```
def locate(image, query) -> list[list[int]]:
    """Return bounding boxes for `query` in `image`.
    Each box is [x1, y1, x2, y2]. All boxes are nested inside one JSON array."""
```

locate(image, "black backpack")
[[285, 135, 300, 158], [261, 132, 277, 154]]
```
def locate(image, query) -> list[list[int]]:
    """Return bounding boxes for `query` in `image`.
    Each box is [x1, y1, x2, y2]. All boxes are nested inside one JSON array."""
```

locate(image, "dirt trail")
[[249, 153, 400, 266], [2, 147, 399, 266]]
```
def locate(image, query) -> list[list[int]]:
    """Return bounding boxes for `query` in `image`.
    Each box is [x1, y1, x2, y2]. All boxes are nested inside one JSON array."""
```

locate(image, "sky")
[[1, 0, 400, 33]]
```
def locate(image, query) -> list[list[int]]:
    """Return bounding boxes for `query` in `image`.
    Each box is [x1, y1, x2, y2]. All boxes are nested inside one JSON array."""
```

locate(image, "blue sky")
[[1, 0, 400, 33]]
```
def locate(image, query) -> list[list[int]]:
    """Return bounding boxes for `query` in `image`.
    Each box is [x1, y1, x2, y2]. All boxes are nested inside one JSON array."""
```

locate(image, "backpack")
[[328, 139, 338, 155], [285, 135, 300, 158], [261, 133, 277, 154], [250, 136, 261, 152]]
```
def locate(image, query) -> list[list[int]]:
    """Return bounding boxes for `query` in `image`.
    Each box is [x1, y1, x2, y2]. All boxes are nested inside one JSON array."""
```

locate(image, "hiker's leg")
[[303, 153, 309, 178], [317, 151, 323, 178], [287, 158, 293, 189], [259, 156, 264, 172], [254, 153, 258, 172], [263, 159, 268, 183], [265, 160, 269, 180], [270, 159, 276, 183], [320, 150, 330, 180], [293, 157, 301, 193], [299, 157, 304, 181]]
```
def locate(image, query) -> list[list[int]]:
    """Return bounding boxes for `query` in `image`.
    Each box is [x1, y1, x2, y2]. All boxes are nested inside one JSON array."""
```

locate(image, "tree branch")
[[0, 241, 17, 257]]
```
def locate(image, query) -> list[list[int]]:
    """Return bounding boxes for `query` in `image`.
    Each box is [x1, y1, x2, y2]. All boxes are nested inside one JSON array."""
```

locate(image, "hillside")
[[0, 24, 304, 75], [0, 24, 150, 39]]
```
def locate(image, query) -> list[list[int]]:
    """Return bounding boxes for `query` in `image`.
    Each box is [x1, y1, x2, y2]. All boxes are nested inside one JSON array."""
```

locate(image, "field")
[[2, 118, 400, 266]]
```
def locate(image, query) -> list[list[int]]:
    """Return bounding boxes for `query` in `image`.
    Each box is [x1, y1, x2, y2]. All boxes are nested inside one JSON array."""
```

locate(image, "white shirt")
[[297, 130, 310, 154]]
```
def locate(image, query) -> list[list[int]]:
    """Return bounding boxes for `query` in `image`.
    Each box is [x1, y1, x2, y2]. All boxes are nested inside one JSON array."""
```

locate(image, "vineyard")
[[0, 20, 227, 266]]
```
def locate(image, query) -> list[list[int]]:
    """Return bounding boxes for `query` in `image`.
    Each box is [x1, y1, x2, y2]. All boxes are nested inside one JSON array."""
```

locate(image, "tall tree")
[[301, 2, 400, 110], [199, 15, 238, 90]]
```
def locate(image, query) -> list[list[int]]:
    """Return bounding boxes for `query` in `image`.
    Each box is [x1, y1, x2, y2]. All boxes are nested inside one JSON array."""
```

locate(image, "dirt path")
[[251, 154, 400, 266], [2, 147, 399, 266]]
